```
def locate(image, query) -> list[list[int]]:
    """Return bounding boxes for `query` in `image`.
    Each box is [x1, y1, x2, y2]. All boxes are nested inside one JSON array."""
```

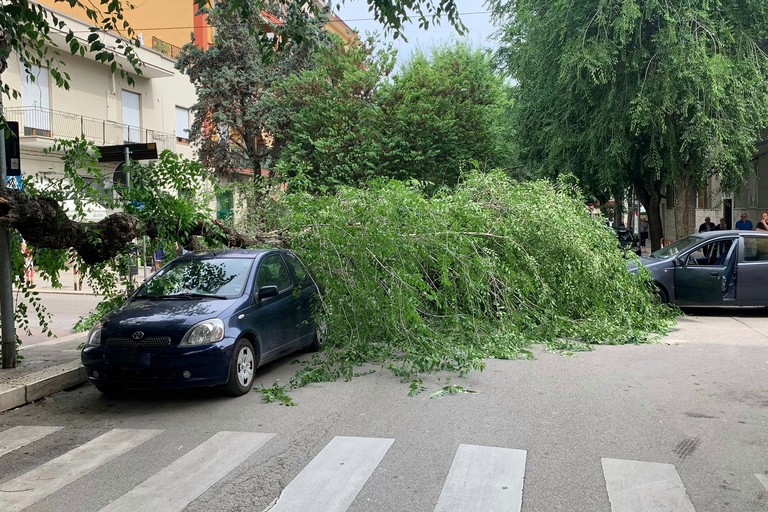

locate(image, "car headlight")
[[181, 319, 225, 345], [86, 323, 102, 346]]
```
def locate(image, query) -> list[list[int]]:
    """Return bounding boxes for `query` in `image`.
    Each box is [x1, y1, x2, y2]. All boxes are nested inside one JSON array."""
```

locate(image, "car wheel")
[[306, 318, 327, 352], [224, 338, 258, 396], [653, 283, 670, 305]]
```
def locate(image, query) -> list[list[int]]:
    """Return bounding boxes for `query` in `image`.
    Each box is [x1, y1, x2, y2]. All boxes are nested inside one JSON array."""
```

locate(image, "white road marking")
[[602, 458, 696, 512], [434, 444, 527, 512], [0, 428, 162, 512], [0, 426, 63, 458], [756, 473, 768, 491], [99, 431, 274, 512], [267, 436, 394, 512]]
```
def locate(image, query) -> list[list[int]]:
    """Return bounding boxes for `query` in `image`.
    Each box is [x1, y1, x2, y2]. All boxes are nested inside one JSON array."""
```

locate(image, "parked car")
[[81, 249, 322, 396], [628, 230, 768, 305], [614, 227, 642, 257]]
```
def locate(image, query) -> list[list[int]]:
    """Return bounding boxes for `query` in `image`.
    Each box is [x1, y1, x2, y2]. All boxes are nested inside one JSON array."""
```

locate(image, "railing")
[[152, 36, 183, 60], [4, 106, 176, 153]]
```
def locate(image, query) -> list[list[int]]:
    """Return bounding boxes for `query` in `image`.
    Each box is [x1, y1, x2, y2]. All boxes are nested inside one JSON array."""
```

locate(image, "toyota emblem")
[[131, 331, 145, 340]]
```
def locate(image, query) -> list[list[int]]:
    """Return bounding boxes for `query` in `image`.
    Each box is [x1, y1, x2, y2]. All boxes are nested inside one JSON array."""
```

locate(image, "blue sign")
[[5, 176, 22, 190]]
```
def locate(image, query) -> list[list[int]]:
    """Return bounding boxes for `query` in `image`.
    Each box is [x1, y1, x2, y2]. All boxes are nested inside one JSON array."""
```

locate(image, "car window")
[[138, 257, 253, 298], [651, 235, 703, 259], [284, 252, 312, 287], [256, 254, 293, 291], [743, 237, 768, 261], [684, 239, 734, 266]]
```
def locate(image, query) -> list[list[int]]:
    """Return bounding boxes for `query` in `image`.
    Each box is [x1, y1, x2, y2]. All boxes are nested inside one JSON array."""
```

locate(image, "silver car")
[[629, 230, 768, 305]]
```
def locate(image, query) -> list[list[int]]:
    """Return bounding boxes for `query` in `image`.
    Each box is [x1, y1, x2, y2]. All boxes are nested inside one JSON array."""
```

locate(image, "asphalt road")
[[0, 310, 766, 511]]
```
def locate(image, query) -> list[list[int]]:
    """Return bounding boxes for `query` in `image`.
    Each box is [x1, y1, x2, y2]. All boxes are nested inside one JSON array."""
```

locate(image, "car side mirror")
[[257, 285, 279, 300]]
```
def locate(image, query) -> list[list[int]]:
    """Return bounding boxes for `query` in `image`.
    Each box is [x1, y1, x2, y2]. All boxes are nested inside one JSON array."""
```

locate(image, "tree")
[[377, 43, 515, 188], [491, 0, 768, 249], [265, 35, 395, 194], [176, 0, 328, 200]]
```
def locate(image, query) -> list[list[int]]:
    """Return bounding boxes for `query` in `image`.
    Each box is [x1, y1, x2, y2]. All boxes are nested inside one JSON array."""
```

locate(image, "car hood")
[[627, 256, 670, 274], [102, 298, 240, 341]]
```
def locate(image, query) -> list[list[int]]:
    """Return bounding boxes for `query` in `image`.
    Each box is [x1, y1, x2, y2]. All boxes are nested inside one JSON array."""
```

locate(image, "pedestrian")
[[639, 218, 649, 247], [698, 216, 716, 232], [714, 217, 728, 230], [756, 211, 768, 231], [735, 213, 753, 230], [153, 244, 165, 271], [21, 240, 34, 285]]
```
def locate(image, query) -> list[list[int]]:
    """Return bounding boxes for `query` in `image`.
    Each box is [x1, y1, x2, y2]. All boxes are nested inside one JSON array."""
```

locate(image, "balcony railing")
[[152, 36, 182, 60], [5, 106, 176, 153]]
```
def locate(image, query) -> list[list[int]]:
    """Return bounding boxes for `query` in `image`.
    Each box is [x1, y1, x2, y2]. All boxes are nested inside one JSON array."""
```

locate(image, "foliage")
[[377, 43, 516, 188], [272, 170, 674, 395], [266, 35, 395, 194], [196, 0, 466, 55], [490, 0, 768, 247], [176, 0, 329, 197]]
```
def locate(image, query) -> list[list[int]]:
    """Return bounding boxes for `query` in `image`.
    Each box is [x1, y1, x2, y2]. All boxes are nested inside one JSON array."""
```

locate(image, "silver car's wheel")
[[224, 338, 257, 396]]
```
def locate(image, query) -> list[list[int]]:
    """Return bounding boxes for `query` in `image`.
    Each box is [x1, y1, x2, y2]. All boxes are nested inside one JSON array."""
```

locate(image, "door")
[[735, 236, 768, 304], [673, 238, 735, 305], [245, 254, 298, 360]]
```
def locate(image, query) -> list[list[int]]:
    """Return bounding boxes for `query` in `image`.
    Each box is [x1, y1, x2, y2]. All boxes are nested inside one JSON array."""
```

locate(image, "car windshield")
[[650, 235, 703, 260], [135, 257, 254, 299]]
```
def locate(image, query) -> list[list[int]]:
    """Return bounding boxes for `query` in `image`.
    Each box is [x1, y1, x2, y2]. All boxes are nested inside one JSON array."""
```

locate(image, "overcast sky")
[[333, 0, 498, 68]]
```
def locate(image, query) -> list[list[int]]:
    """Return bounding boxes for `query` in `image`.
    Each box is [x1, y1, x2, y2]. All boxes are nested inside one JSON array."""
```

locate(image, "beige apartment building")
[[4, 3, 197, 221]]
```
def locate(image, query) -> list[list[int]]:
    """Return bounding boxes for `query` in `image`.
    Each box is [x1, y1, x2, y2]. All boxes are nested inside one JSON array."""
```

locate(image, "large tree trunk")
[[673, 174, 695, 240], [0, 189, 285, 264], [635, 177, 664, 252]]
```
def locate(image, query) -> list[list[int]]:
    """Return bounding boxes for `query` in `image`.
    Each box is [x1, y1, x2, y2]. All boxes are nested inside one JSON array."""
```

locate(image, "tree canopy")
[[491, 0, 768, 248]]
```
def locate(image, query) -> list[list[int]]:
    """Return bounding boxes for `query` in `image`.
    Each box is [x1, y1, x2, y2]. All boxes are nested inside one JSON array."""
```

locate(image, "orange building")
[[34, 0, 357, 57]]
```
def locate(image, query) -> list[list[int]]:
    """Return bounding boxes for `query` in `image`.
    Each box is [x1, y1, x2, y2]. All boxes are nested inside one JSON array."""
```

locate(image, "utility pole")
[[0, 95, 16, 368], [0, 31, 17, 367]]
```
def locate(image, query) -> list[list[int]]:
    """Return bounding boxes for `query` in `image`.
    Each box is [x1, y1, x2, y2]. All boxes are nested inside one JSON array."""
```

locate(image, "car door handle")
[[710, 272, 720, 276]]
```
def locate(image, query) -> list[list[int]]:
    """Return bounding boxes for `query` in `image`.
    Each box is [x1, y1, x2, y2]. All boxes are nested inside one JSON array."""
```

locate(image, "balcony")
[[152, 36, 182, 60], [5, 106, 176, 153]]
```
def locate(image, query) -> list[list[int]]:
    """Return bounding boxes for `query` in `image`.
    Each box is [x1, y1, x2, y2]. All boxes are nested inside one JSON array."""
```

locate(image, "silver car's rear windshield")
[[137, 257, 255, 298], [650, 235, 703, 260]]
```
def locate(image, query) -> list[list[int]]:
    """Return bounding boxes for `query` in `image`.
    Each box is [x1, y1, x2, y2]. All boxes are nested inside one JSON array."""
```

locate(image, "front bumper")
[[81, 338, 236, 389]]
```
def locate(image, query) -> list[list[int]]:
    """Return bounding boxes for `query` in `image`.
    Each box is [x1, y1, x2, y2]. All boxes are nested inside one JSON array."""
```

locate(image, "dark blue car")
[[81, 249, 322, 396]]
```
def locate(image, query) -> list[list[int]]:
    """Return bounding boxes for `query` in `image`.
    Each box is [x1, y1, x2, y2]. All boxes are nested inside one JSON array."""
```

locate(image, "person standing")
[[698, 216, 716, 232], [735, 213, 753, 230], [639, 218, 649, 247], [756, 211, 768, 231], [715, 217, 728, 230]]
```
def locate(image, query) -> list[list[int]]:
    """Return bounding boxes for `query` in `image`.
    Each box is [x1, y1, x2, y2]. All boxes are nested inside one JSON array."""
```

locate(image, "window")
[[122, 90, 141, 142], [284, 252, 311, 287], [216, 190, 233, 220], [743, 237, 768, 262], [256, 255, 292, 291], [685, 239, 734, 266], [175, 106, 190, 143], [21, 64, 51, 136], [696, 185, 710, 209]]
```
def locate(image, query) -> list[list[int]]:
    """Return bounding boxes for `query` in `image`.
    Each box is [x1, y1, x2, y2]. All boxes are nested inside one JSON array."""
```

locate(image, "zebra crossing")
[[0, 425, 763, 512]]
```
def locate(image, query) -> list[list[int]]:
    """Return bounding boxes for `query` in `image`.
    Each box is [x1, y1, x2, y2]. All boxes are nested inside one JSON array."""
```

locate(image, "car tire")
[[306, 319, 327, 352], [224, 338, 258, 397], [653, 283, 670, 305]]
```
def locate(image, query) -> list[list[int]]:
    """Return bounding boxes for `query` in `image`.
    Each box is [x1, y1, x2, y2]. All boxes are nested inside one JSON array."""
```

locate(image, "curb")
[[0, 360, 87, 413]]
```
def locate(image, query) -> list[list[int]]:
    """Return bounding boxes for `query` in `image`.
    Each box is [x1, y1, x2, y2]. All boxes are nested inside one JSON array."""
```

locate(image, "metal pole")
[[142, 235, 146, 280], [0, 95, 17, 368]]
